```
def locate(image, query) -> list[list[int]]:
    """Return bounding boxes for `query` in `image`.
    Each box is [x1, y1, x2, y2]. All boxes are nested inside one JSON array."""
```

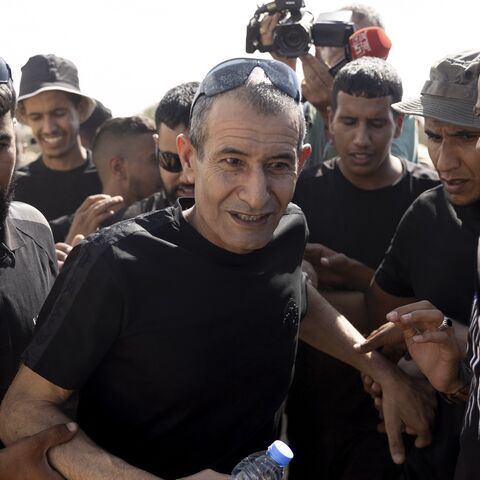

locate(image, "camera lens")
[[274, 23, 311, 57]]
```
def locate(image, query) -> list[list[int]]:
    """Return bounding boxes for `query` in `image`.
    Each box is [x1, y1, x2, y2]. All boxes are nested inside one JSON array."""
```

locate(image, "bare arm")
[[300, 283, 434, 464], [0, 366, 160, 479]]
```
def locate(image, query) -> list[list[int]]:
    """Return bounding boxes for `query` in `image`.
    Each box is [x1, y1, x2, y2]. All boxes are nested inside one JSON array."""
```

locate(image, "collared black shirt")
[[0, 201, 57, 401]]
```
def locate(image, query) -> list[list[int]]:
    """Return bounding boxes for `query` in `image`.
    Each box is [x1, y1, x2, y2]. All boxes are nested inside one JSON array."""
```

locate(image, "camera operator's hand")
[[299, 53, 333, 113], [260, 13, 298, 71]]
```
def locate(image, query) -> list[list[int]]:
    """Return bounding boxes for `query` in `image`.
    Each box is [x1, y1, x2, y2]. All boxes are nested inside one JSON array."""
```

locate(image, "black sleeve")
[[374, 205, 416, 297], [22, 240, 125, 390]]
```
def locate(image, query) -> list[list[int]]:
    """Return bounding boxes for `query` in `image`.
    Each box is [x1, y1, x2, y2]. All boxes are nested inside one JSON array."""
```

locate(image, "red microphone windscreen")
[[348, 27, 392, 60]]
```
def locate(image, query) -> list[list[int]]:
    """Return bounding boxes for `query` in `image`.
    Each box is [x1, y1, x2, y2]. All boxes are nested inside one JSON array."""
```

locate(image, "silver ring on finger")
[[437, 317, 453, 331]]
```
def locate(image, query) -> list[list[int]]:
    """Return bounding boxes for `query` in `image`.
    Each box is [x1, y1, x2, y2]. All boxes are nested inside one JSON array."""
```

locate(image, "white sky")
[[2, 0, 478, 117]]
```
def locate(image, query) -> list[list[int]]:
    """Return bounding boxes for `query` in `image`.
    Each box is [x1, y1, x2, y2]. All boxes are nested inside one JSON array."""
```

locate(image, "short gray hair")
[[189, 68, 306, 158]]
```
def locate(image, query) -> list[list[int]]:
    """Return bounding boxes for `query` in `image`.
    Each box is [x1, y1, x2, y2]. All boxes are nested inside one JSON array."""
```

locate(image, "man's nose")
[[352, 124, 371, 148], [238, 169, 270, 210]]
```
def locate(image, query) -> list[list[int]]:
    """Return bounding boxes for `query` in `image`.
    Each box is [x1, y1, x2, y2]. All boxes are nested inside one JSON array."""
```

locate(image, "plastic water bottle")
[[231, 440, 293, 479]]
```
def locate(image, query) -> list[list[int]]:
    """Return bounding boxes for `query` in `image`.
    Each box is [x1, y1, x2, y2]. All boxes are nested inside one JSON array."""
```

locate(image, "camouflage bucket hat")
[[392, 50, 480, 128]]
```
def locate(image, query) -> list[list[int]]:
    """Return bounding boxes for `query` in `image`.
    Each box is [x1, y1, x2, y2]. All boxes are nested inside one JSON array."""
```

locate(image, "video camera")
[[246, 0, 355, 59]]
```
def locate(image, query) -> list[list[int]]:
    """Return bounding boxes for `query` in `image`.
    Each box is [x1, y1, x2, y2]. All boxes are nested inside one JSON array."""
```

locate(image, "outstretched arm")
[[300, 284, 434, 464]]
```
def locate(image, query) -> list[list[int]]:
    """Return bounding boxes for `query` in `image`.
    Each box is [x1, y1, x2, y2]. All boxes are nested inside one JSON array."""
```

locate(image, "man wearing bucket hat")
[[13, 54, 102, 221], [356, 51, 480, 479]]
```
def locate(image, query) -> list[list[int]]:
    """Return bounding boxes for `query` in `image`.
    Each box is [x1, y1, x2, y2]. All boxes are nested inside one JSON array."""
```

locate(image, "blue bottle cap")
[[267, 440, 294, 467]]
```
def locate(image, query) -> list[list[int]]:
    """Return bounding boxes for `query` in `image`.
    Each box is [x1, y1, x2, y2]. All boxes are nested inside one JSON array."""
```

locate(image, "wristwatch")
[[442, 383, 470, 403], [441, 361, 471, 404]]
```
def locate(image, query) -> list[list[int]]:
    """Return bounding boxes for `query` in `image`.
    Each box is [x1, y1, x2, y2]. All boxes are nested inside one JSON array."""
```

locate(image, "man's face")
[[123, 133, 163, 205], [425, 118, 480, 206], [181, 94, 309, 255], [21, 90, 83, 160], [329, 92, 401, 183], [157, 123, 194, 202], [0, 112, 16, 226]]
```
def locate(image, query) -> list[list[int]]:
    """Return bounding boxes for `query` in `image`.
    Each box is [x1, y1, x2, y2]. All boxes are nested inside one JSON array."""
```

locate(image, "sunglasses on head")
[[190, 57, 301, 114], [156, 146, 183, 173], [0, 57, 12, 84]]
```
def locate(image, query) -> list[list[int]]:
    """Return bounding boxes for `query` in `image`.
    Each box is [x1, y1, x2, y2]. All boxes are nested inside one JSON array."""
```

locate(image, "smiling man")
[[13, 54, 102, 221], [0, 58, 432, 479]]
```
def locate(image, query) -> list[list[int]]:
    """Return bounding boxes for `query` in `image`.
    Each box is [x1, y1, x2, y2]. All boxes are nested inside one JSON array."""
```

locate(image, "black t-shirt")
[[0, 202, 57, 401], [375, 186, 478, 479], [376, 185, 477, 326], [23, 201, 307, 479], [13, 153, 102, 221], [294, 157, 440, 269]]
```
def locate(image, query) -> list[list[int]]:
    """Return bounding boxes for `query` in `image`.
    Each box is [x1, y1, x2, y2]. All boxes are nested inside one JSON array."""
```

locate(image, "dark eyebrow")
[[0, 132, 13, 142], [447, 130, 480, 137], [218, 147, 245, 156], [218, 146, 296, 163]]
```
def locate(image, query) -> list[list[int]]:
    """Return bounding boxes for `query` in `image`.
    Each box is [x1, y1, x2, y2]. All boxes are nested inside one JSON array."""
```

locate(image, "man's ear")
[[297, 143, 312, 175], [176, 133, 196, 183], [393, 113, 404, 139], [327, 106, 335, 137], [77, 97, 93, 123], [109, 156, 127, 180]]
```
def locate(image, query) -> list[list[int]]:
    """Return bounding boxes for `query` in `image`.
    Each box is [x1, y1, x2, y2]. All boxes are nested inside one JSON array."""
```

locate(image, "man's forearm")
[[300, 282, 388, 376], [0, 370, 160, 480], [300, 284, 434, 463]]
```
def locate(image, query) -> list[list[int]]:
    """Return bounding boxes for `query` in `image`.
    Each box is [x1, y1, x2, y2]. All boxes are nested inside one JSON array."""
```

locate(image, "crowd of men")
[[0, 3, 479, 480]]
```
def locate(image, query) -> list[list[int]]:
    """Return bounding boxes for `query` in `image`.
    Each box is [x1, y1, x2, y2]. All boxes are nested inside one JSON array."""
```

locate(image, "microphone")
[[348, 27, 392, 60]]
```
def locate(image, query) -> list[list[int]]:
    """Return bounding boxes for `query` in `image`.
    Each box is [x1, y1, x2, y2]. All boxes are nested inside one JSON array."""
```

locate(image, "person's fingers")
[[353, 323, 400, 353], [35, 423, 78, 452], [386, 300, 435, 322], [413, 428, 432, 448], [371, 381, 382, 395], [320, 253, 346, 270], [55, 243, 72, 256], [383, 415, 405, 464], [398, 310, 445, 331], [90, 196, 124, 216], [71, 235, 84, 247], [56, 250, 69, 264], [75, 194, 112, 213], [410, 330, 452, 344]]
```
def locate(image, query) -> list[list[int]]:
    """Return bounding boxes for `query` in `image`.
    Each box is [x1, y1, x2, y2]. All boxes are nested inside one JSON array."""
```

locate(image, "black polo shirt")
[[0, 201, 57, 401]]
